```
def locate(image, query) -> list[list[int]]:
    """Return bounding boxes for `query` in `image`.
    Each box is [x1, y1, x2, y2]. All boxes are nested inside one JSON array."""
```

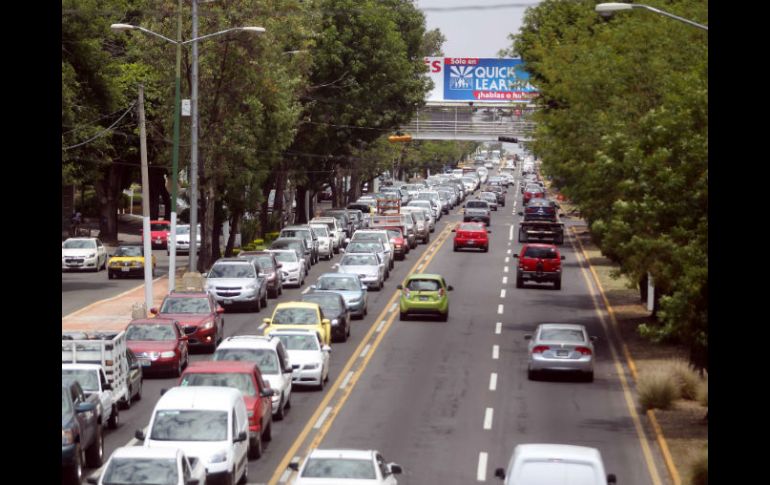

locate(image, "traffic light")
[[498, 136, 518, 143], [388, 133, 412, 143]]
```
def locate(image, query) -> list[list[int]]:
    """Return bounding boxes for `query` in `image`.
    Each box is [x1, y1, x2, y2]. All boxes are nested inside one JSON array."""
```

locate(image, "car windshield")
[[272, 251, 297, 263], [176, 225, 190, 234], [539, 329, 586, 342], [406, 279, 441, 291], [150, 223, 169, 231], [466, 201, 488, 209], [114, 246, 143, 257], [272, 308, 319, 324], [214, 348, 279, 374], [126, 324, 176, 341], [310, 226, 329, 237], [272, 241, 302, 252], [180, 372, 256, 396], [150, 410, 227, 442], [301, 458, 377, 479], [102, 457, 178, 485], [317, 277, 360, 291], [523, 247, 559, 259], [275, 334, 320, 351], [61, 369, 98, 392], [341, 254, 378, 266], [62, 388, 72, 415], [160, 297, 211, 314], [303, 294, 343, 314], [63, 240, 95, 249], [208, 264, 255, 279]]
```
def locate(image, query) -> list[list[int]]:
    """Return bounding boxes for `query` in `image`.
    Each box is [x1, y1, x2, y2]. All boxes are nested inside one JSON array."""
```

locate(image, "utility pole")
[[168, 0, 183, 291], [138, 84, 154, 312], [189, 0, 200, 272]]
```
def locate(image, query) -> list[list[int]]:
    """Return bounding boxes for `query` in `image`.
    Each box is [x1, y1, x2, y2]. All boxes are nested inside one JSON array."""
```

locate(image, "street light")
[[111, 16, 265, 285], [595, 3, 708, 31]]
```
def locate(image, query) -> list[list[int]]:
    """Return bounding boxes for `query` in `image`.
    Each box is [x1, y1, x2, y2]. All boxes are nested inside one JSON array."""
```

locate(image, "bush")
[[638, 367, 680, 410], [667, 359, 703, 400], [697, 378, 708, 408], [265, 231, 281, 244], [689, 447, 708, 485]]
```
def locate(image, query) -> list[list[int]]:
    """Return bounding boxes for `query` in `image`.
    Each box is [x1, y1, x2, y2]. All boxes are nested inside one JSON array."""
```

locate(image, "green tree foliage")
[[512, 0, 707, 367]]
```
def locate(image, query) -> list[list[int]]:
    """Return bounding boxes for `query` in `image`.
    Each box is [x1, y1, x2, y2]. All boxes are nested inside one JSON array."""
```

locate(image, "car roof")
[[110, 446, 181, 459], [62, 363, 102, 370], [317, 272, 359, 279], [183, 360, 258, 374], [307, 449, 376, 460], [64, 238, 97, 242], [217, 335, 280, 350], [213, 258, 252, 264], [154, 386, 242, 411], [522, 243, 559, 249]]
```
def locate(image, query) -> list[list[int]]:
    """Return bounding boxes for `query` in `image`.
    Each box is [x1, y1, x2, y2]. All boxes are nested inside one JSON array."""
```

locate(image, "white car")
[[310, 217, 345, 253], [268, 249, 306, 288], [269, 330, 331, 390], [310, 224, 334, 260], [494, 444, 616, 485], [289, 449, 403, 484], [87, 446, 206, 485], [406, 200, 436, 230], [213, 335, 294, 420], [62, 238, 107, 272], [169, 224, 200, 256]]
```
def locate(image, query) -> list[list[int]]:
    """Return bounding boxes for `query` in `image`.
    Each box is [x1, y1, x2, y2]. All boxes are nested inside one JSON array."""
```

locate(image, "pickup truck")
[[87, 446, 206, 485], [518, 198, 564, 245], [62, 379, 104, 485], [62, 363, 120, 430]]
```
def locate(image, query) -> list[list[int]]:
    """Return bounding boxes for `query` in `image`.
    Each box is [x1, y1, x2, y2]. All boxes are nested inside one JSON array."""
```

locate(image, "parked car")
[[151, 291, 225, 352], [62, 237, 108, 272], [525, 324, 597, 381], [289, 449, 403, 485], [309, 273, 369, 319], [107, 244, 156, 279], [263, 302, 332, 346], [125, 318, 189, 377], [61, 364, 120, 430], [270, 330, 331, 391], [335, 252, 386, 291], [87, 447, 206, 485], [204, 257, 269, 312], [513, 244, 565, 290], [494, 444, 616, 484], [62, 380, 103, 485], [239, 250, 284, 297], [213, 335, 294, 420], [452, 222, 491, 252], [179, 360, 274, 458], [397, 274, 453, 322], [267, 249, 306, 288], [302, 291, 351, 342]]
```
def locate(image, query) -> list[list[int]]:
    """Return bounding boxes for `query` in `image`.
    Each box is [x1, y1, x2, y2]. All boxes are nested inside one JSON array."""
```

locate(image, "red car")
[[522, 184, 545, 205], [179, 361, 274, 459], [125, 318, 189, 377], [151, 291, 224, 352], [513, 243, 565, 290], [143, 220, 170, 249], [452, 222, 490, 252], [381, 226, 408, 260]]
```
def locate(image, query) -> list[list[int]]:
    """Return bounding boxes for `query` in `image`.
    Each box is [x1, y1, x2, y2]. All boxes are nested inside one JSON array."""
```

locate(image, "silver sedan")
[[525, 323, 597, 382], [334, 253, 385, 291]]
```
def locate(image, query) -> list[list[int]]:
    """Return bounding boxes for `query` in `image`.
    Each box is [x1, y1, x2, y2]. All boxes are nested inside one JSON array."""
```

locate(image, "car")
[[62, 237, 108, 272], [309, 273, 369, 319], [525, 324, 597, 381], [87, 446, 206, 485], [346, 209, 366, 232], [138, 386, 250, 484], [309, 223, 335, 260], [267, 249, 306, 287], [213, 335, 294, 420], [463, 199, 491, 225], [348, 203, 375, 228], [381, 226, 409, 258], [479, 192, 499, 211], [452, 222, 491, 252], [289, 449, 403, 485], [168, 223, 200, 256], [264, 302, 332, 346], [335, 252, 386, 291], [318, 185, 333, 201], [485, 161, 494, 169], [179, 361, 274, 458], [513, 244, 565, 290], [124, 349, 143, 408], [523, 184, 545, 204], [125, 318, 189, 377], [204, 257, 270, 312], [494, 444, 616, 484], [151, 291, 225, 352], [399, 207, 430, 243], [144, 219, 170, 249], [302, 291, 351, 342], [107, 244, 157, 279], [62, 380, 103, 485], [397, 273, 453, 322], [270, 237, 311, 272], [521, 197, 560, 222], [270, 330, 331, 390], [348, 230, 394, 270], [344, 240, 391, 279], [485, 184, 507, 204], [310, 217, 345, 253], [280, 225, 319, 265], [406, 201, 436, 232], [239, 250, 284, 297], [62, 364, 120, 430], [321, 209, 354, 238]]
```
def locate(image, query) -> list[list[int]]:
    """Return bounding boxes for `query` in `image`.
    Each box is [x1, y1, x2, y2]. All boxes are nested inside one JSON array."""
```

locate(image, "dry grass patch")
[[638, 366, 680, 410], [667, 359, 704, 401], [689, 446, 708, 485]]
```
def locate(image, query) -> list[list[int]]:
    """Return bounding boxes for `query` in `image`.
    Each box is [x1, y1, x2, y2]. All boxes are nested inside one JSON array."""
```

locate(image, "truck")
[[62, 379, 104, 485], [517, 198, 564, 245], [62, 330, 131, 429]]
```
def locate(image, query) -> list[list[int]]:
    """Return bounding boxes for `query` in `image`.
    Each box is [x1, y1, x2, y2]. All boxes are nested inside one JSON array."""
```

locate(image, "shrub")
[[638, 368, 680, 410], [689, 447, 708, 485], [697, 378, 708, 408], [667, 359, 703, 400], [265, 231, 281, 244]]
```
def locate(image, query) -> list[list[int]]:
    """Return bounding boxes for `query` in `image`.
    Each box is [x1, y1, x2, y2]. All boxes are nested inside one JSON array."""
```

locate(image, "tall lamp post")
[[111, 19, 265, 282], [595, 3, 708, 31]]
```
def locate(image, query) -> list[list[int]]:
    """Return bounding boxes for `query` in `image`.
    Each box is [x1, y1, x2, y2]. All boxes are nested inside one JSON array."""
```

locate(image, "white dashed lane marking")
[[489, 373, 497, 391], [502, 277, 508, 284], [500, 289, 506, 298], [504, 266, 509, 273], [340, 371, 354, 389], [497, 304, 503, 315], [493, 345, 499, 359], [504, 257, 509, 264], [495, 322, 502, 334], [314, 406, 333, 429], [477, 452, 488, 482], [484, 408, 494, 430]]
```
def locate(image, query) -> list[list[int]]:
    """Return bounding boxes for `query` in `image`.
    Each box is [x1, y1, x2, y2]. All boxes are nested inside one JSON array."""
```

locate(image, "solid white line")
[[301, 286, 310, 294], [500, 289, 506, 298], [497, 304, 503, 314], [340, 370, 354, 389], [477, 452, 488, 482], [489, 373, 498, 391], [504, 257, 509, 263], [388, 303, 397, 313], [495, 322, 502, 334], [360, 343, 372, 358], [484, 408, 494, 430], [314, 406, 333, 429], [493, 345, 499, 359], [279, 469, 292, 483], [376, 320, 387, 332], [502, 277, 508, 284]]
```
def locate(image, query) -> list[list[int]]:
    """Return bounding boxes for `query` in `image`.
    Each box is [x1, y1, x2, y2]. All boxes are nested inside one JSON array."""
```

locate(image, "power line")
[[62, 102, 137, 151]]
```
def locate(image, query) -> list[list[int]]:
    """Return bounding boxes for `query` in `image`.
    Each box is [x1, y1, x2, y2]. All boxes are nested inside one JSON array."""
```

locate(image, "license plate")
[[467, 240, 475, 245], [419, 296, 430, 301], [556, 350, 569, 357], [223, 299, 233, 305], [121, 267, 130, 272], [139, 359, 151, 367]]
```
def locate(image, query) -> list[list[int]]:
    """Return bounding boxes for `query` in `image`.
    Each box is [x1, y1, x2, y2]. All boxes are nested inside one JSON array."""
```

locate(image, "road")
[[65, 163, 666, 485]]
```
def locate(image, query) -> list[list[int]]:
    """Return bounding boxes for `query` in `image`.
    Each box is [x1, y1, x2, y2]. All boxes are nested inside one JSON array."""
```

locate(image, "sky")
[[415, 1, 543, 58]]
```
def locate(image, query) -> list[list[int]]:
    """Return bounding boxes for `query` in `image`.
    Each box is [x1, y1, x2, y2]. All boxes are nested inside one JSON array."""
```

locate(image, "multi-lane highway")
[[63, 162, 667, 484]]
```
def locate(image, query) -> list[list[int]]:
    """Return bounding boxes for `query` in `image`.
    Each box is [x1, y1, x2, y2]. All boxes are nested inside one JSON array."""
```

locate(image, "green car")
[[397, 273, 453, 321]]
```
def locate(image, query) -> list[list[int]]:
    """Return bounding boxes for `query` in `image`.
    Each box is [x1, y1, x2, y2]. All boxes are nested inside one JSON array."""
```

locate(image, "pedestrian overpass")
[[400, 104, 537, 142]]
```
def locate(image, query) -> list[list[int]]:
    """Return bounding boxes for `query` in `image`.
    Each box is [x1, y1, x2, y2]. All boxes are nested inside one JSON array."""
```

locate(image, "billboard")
[[424, 57, 538, 103]]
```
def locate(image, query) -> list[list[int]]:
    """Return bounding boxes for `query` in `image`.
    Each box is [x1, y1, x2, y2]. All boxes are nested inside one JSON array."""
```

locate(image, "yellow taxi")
[[107, 245, 157, 279], [263, 302, 332, 345]]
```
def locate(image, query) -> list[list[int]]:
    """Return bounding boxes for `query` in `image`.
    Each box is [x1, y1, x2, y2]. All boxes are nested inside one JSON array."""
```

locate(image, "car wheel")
[[553, 279, 562, 290], [516, 273, 524, 288], [239, 462, 248, 484], [63, 444, 83, 485], [263, 421, 272, 442], [225, 468, 236, 485], [483, 246, 489, 253], [453, 245, 458, 252], [363, 305, 368, 316], [528, 368, 538, 381], [253, 297, 261, 313], [108, 271, 114, 279], [275, 394, 286, 421], [171, 358, 182, 378], [284, 393, 291, 410], [85, 424, 104, 467], [399, 312, 407, 321], [261, 292, 268, 307], [134, 381, 142, 401], [121, 386, 132, 410], [316, 376, 325, 391], [249, 432, 263, 459], [584, 371, 594, 383], [440, 312, 449, 322]]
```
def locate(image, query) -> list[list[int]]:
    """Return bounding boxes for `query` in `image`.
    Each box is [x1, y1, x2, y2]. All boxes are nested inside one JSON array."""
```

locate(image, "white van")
[[140, 386, 251, 484], [494, 444, 617, 485]]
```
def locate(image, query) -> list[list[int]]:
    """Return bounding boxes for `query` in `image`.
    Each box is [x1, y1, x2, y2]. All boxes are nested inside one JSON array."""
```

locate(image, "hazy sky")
[[416, 1, 543, 58]]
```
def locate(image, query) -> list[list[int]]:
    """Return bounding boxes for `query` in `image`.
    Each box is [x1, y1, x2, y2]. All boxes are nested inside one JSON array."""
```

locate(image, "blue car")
[[308, 273, 368, 319], [62, 380, 103, 485]]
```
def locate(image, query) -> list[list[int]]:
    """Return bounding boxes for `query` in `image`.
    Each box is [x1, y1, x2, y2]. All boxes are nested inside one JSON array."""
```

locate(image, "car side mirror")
[[102, 382, 112, 391], [518, 211, 524, 216], [513, 254, 519, 258], [149, 307, 159, 315], [559, 213, 565, 217], [263, 318, 271, 325], [322, 345, 332, 353], [322, 318, 331, 326], [487, 230, 492, 233], [591, 336, 599, 342], [160, 388, 168, 396], [310, 285, 317, 290], [259, 388, 273, 398], [277, 263, 283, 268], [494, 468, 506, 479], [234, 430, 248, 443], [447, 285, 454, 291], [396, 284, 403, 290], [288, 459, 300, 471], [389, 463, 403, 475], [561, 255, 565, 260], [451, 228, 456, 232], [524, 334, 532, 340], [86, 477, 99, 485], [135, 429, 146, 440], [607, 474, 617, 484], [202, 272, 208, 278]]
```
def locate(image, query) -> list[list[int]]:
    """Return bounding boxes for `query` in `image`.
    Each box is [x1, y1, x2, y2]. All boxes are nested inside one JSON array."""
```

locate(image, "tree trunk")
[[259, 179, 274, 238], [639, 274, 648, 304], [225, 209, 241, 256], [274, 172, 287, 229], [198, 178, 217, 272], [349, 170, 361, 203], [149, 168, 170, 220], [295, 186, 308, 224], [95, 165, 124, 243], [211, 203, 223, 263]]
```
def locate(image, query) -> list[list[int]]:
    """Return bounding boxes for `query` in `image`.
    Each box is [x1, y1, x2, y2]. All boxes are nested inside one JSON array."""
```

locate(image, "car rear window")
[[466, 201, 488, 209], [317, 277, 359, 291], [539, 329, 586, 342], [213, 348, 279, 374], [272, 308, 319, 324], [160, 297, 211, 314], [406, 279, 441, 291], [459, 223, 485, 231], [523, 247, 559, 259], [301, 458, 376, 479], [102, 457, 178, 485], [208, 263, 255, 279], [518, 461, 598, 483], [126, 324, 176, 341], [150, 223, 169, 231], [150, 410, 227, 442]]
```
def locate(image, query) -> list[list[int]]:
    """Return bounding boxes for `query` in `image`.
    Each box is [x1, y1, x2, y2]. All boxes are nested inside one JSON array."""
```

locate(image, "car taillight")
[[532, 345, 549, 353], [575, 346, 592, 355]]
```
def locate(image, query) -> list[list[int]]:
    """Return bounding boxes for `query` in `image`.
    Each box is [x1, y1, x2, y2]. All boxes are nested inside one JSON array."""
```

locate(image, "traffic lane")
[[61, 249, 181, 316]]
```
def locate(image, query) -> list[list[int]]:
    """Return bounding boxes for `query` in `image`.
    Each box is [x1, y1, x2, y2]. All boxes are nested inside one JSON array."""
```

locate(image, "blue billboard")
[[424, 57, 538, 103]]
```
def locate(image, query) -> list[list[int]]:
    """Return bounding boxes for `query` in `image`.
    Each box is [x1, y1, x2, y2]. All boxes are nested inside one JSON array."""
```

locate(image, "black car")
[[521, 198, 560, 222], [62, 380, 104, 485], [302, 291, 351, 343]]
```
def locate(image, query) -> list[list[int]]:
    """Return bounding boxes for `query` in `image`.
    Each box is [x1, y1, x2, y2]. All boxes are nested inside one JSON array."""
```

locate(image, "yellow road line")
[[267, 223, 454, 484], [568, 230, 664, 485], [647, 410, 682, 485]]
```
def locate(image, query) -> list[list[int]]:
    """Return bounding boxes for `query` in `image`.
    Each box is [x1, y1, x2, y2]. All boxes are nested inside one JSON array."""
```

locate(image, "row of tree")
[[62, 0, 476, 269], [506, 0, 707, 368]]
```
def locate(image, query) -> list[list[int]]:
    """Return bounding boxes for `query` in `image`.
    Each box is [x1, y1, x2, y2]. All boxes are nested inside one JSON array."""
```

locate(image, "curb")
[[570, 225, 681, 485]]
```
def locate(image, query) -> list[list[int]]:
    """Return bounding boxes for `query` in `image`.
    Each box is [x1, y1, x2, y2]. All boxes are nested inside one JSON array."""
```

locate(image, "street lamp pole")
[[168, 0, 183, 291], [595, 3, 708, 31], [189, 0, 200, 272]]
